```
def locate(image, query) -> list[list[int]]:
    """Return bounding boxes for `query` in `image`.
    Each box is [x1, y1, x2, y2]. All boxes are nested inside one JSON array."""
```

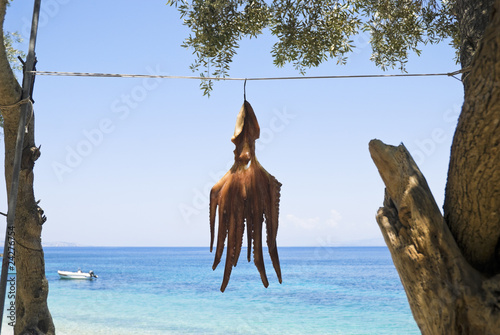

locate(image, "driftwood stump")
[[369, 140, 500, 334]]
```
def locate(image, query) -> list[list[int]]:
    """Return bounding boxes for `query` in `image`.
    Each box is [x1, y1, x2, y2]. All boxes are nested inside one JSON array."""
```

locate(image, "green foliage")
[[1, 31, 25, 129], [167, 0, 271, 95], [167, 0, 458, 94], [270, 0, 361, 73], [4, 31, 25, 73], [360, 0, 457, 71]]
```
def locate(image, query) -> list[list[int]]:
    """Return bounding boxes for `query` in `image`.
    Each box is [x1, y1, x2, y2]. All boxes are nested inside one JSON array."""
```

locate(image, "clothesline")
[[28, 69, 466, 81]]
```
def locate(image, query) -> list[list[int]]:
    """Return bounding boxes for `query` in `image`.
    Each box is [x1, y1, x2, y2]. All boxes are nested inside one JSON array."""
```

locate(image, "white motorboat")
[[58, 269, 98, 279]]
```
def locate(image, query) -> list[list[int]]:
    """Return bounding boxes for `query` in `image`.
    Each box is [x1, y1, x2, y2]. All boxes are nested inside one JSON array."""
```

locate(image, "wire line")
[[28, 69, 466, 81]]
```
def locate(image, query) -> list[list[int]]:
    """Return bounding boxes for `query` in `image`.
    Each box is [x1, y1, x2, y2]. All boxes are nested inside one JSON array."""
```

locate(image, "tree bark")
[[369, 140, 500, 335], [0, 0, 54, 334], [444, 0, 500, 274]]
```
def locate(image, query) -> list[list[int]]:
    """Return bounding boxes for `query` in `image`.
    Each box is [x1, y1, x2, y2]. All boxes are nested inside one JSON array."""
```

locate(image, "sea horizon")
[[38, 239, 388, 248], [41, 245, 390, 247]]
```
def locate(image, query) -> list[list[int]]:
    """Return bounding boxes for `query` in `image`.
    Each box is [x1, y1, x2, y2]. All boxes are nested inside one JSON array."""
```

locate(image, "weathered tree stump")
[[370, 140, 500, 334]]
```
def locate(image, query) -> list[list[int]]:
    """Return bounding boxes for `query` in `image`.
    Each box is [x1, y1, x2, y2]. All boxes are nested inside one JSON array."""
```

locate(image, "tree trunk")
[[0, 1, 54, 334], [370, 0, 500, 333], [444, 0, 500, 274]]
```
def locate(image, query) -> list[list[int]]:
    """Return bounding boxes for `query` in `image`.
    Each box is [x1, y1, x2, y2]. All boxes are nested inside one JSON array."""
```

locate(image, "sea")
[[3, 247, 420, 334]]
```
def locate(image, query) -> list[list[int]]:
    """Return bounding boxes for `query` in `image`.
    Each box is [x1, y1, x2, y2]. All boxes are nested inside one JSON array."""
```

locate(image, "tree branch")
[[369, 139, 500, 335]]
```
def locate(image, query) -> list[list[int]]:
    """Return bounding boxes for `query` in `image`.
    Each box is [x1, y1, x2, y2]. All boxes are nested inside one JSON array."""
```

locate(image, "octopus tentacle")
[[232, 179, 246, 267], [212, 182, 230, 270], [251, 163, 271, 287], [221, 205, 237, 292], [269, 173, 282, 244], [244, 168, 257, 263], [233, 216, 245, 267], [264, 168, 283, 283], [246, 212, 253, 263], [209, 196, 217, 253], [253, 207, 269, 288], [209, 172, 230, 252]]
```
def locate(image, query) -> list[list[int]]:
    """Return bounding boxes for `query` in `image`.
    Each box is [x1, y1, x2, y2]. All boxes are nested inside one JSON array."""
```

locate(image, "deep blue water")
[[6, 247, 420, 334]]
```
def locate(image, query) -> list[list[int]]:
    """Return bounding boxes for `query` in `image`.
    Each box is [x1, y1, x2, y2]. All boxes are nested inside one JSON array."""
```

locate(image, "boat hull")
[[58, 270, 96, 279]]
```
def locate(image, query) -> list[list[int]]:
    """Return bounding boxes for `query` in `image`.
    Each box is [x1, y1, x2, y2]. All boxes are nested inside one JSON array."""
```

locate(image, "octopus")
[[210, 100, 282, 292]]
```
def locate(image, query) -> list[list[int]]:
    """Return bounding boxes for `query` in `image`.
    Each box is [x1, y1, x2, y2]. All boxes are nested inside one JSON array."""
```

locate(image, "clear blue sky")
[[0, 1, 464, 247]]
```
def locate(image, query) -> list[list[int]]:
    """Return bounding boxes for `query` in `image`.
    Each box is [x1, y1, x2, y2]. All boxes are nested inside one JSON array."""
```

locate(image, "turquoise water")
[[6, 247, 420, 334]]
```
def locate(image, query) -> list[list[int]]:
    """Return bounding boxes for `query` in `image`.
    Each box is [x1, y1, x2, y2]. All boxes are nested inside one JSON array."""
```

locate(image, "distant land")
[[41, 241, 83, 247], [0, 241, 82, 248]]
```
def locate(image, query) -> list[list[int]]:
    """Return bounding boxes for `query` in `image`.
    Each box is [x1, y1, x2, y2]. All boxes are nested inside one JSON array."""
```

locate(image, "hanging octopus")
[[210, 100, 282, 292]]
